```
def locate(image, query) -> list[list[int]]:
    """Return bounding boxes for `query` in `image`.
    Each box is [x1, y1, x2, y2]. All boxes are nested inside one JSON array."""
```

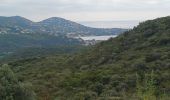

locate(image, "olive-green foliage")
[[136, 71, 157, 100], [0, 64, 36, 100], [6, 16, 170, 100], [0, 45, 86, 63]]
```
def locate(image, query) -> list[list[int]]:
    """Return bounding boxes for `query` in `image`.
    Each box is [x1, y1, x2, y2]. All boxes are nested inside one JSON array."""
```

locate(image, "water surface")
[[79, 35, 117, 41]]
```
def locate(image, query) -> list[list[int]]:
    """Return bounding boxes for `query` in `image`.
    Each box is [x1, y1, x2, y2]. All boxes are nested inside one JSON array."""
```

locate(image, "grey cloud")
[[0, 0, 170, 21]]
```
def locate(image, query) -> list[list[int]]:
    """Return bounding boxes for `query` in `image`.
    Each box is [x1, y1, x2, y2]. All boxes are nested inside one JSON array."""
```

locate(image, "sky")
[[0, 0, 170, 27]]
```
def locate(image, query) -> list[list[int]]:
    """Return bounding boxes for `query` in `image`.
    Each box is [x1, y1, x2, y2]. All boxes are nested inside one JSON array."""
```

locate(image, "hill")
[[0, 16, 127, 60], [0, 33, 83, 61], [1, 16, 170, 100], [0, 16, 127, 36]]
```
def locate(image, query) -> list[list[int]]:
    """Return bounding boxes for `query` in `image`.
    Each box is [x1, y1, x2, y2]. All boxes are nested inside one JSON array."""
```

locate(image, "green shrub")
[[0, 64, 36, 100]]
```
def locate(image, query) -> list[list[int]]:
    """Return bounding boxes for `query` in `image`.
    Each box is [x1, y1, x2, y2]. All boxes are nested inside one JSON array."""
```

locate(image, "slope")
[[0, 16, 127, 36], [0, 16, 127, 60], [6, 16, 170, 100], [0, 33, 83, 60]]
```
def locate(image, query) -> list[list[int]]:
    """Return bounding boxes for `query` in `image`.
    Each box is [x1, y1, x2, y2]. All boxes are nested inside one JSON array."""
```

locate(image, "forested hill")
[[0, 33, 83, 61], [0, 16, 127, 60], [1, 16, 170, 100], [72, 16, 170, 66], [0, 16, 127, 36]]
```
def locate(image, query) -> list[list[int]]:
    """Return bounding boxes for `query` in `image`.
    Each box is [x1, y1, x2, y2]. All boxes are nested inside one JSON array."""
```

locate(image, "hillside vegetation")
[[0, 16, 126, 36], [0, 16, 127, 60], [0, 33, 83, 61], [1, 16, 170, 100]]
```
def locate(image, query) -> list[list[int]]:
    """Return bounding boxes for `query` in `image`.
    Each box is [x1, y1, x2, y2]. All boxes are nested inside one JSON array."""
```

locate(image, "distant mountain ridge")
[[0, 16, 127, 60], [0, 16, 127, 36]]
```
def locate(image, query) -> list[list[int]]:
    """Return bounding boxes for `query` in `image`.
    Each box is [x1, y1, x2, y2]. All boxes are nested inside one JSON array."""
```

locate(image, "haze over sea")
[[78, 20, 139, 41], [79, 20, 140, 28]]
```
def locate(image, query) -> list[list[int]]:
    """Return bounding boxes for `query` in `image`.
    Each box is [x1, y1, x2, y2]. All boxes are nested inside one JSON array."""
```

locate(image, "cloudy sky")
[[0, 0, 170, 22]]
